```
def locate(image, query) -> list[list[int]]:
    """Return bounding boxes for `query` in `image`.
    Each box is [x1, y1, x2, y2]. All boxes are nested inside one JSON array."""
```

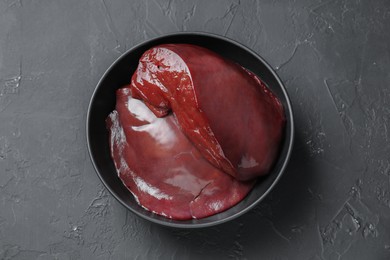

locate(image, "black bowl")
[[86, 32, 294, 228]]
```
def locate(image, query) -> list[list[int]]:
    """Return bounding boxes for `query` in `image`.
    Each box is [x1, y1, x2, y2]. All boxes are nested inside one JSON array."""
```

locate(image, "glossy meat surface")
[[107, 88, 254, 220], [131, 44, 285, 181]]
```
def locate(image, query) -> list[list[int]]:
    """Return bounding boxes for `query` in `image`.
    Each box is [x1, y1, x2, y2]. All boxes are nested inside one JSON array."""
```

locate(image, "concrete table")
[[0, 1, 389, 259]]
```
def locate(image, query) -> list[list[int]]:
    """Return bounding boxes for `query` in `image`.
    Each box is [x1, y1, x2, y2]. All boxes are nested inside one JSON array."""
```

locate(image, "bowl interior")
[[87, 33, 294, 228]]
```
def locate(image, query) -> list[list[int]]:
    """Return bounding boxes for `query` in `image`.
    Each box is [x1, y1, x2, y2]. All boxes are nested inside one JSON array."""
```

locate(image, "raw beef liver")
[[107, 88, 254, 220], [130, 44, 285, 181]]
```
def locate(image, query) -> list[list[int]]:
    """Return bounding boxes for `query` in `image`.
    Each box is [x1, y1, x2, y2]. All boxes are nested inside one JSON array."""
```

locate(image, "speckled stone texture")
[[0, 0, 389, 259]]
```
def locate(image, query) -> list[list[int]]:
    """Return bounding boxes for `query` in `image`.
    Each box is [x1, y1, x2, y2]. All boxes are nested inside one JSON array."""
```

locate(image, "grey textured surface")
[[0, 0, 389, 259]]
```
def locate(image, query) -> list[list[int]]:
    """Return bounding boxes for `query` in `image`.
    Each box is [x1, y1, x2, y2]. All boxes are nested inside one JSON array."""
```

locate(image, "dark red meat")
[[107, 88, 254, 220], [130, 44, 285, 181]]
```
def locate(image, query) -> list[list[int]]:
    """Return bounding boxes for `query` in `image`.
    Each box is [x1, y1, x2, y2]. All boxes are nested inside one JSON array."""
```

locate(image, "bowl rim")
[[86, 31, 294, 228]]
